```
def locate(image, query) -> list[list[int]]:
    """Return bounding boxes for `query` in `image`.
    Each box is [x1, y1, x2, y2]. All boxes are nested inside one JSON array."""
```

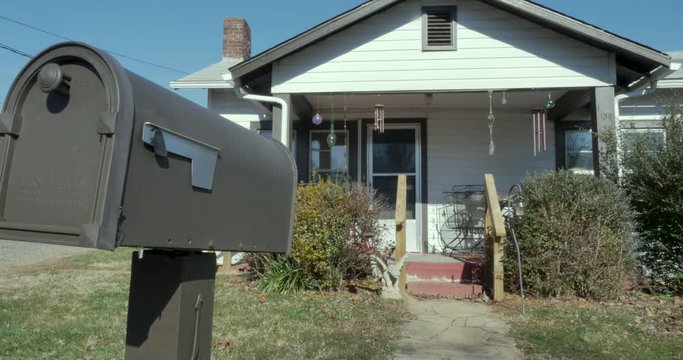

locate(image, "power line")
[[0, 42, 32, 58], [0, 15, 189, 74], [0, 15, 70, 42]]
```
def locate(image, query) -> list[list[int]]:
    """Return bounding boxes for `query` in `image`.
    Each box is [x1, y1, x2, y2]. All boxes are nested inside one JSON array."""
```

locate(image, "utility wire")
[[0, 42, 32, 58], [0, 15, 189, 74]]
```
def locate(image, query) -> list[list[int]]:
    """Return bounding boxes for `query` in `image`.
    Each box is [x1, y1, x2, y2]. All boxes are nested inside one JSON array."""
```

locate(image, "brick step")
[[406, 261, 483, 283], [407, 281, 484, 299]]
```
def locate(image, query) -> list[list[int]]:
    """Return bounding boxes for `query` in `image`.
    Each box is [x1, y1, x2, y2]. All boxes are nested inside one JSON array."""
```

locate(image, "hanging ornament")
[[501, 90, 508, 106], [327, 125, 337, 147], [532, 109, 547, 157], [327, 94, 337, 147], [312, 94, 323, 125], [374, 100, 385, 134], [312, 113, 323, 125], [544, 92, 555, 110], [488, 90, 496, 156]]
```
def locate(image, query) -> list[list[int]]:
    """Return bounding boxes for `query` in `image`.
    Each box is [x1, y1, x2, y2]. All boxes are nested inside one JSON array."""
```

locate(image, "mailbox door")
[[0, 44, 132, 249]]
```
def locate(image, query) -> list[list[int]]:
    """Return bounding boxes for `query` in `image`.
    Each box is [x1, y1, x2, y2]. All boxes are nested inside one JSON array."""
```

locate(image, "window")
[[310, 130, 348, 181], [621, 129, 665, 152], [565, 130, 593, 173], [422, 6, 457, 51]]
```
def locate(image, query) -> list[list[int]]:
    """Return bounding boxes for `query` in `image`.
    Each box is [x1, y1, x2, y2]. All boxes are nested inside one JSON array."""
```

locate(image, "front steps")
[[405, 254, 484, 299]]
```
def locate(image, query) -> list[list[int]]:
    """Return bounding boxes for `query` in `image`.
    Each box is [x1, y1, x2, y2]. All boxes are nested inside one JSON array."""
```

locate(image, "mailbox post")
[[0, 42, 297, 359]]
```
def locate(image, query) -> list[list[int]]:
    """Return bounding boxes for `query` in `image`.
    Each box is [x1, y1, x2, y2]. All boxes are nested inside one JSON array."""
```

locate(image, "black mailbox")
[[0, 42, 296, 253]]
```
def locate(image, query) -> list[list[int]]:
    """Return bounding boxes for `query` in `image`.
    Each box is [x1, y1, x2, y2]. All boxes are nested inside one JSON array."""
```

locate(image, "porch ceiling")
[[305, 90, 568, 111]]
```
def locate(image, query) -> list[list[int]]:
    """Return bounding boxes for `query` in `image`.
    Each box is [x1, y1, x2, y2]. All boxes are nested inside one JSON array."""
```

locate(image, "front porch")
[[268, 88, 615, 254]]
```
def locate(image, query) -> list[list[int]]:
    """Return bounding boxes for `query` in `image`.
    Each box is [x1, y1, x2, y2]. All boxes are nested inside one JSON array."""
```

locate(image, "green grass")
[[0, 249, 405, 359], [501, 298, 683, 360]]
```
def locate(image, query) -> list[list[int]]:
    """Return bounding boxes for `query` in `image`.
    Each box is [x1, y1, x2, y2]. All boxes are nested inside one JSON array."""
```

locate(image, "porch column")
[[273, 93, 313, 182], [590, 86, 616, 177]]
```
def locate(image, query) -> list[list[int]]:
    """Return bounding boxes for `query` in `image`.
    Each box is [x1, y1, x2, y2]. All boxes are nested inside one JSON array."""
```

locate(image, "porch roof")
[[170, 58, 240, 89], [229, 0, 671, 92]]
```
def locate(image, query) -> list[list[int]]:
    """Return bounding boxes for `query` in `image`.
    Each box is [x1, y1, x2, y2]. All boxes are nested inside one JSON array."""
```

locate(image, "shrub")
[[250, 179, 385, 292], [503, 171, 636, 300], [622, 106, 683, 294], [249, 254, 309, 293]]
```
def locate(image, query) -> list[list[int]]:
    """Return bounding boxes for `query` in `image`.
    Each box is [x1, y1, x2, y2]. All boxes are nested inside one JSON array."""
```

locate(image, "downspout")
[[613, 62, 681, 179], [230, 78, 290, 148]]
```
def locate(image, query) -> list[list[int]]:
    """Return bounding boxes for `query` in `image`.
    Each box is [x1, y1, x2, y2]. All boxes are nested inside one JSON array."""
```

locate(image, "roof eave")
[[229, 0, 402, 79], [479, 0, 670, 68], [230, 0, 671, 84]]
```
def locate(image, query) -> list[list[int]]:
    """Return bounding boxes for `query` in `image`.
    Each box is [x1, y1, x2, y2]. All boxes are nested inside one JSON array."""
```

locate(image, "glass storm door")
[[367, 124, 421, 253]]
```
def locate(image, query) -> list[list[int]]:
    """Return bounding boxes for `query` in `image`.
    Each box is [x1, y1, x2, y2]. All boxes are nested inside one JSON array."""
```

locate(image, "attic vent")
[[423, 6, 457, 50]]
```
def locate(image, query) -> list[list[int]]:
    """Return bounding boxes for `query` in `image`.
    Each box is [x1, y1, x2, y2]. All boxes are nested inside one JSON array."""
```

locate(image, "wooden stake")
[[395, 175, 407, 292], [484, 174, 506, 301]]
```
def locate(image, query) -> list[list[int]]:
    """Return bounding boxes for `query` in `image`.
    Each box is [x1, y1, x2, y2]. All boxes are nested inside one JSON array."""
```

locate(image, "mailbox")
[[0, 42, 296, 253]]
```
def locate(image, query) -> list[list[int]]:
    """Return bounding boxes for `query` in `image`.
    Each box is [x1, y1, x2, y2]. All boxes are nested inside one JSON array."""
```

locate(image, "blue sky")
[[1, 0, 682, 107]]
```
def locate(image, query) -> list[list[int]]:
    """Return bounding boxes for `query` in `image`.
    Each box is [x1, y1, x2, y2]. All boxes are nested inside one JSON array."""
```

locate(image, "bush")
[[622, 106, 683, 294], [504, 171, 636, 300], [250, 179, 385, 292]]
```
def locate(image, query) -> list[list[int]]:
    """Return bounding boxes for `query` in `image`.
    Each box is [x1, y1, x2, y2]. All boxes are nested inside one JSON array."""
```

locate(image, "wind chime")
[[327, 94, 337, 147], [374, 94, 385, 133], [532, 109, 547, 156], [531, 92, 554, 156], [312, 94, 323, 125], [488, 90, 496, 156]]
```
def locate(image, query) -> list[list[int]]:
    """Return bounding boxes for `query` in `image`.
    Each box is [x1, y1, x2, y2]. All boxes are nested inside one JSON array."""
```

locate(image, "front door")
[[367, 124, 422, 252]]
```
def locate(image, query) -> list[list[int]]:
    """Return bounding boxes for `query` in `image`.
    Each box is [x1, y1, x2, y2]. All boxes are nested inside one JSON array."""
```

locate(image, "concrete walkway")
[[394, 296, 523, 360]]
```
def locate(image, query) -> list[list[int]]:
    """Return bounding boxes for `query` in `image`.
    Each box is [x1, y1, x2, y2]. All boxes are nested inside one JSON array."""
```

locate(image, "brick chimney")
[[223, 18, 251, 60]]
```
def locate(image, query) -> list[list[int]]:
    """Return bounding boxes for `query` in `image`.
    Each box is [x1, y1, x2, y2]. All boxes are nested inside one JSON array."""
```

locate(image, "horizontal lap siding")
[[426, 110, 555, 251], [210, 90, 267, 129], [619, 90, 683, 119], [272, 0, 613, 94]]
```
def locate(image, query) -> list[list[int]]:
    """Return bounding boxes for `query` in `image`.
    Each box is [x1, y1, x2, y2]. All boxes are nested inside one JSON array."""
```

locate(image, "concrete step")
[[406, 258, 483, 283], [407, 281, 484, 299]]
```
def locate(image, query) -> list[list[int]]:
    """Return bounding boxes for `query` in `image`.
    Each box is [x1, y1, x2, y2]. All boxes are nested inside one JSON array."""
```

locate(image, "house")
[[172, 0, 676, 255], [560, 51, 683, 174], [617, 51, 683, 146]]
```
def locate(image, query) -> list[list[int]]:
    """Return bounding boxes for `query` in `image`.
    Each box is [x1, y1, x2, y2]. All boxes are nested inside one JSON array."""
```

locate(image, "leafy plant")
[[250, 179, 386, 292], [621, 105, 683, 294], [504, 171, 636, 300], [251, 254, 310, 293]]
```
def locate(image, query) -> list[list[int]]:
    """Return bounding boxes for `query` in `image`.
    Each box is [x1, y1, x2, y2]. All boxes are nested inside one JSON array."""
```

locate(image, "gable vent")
[[423, 7, 456, 50]]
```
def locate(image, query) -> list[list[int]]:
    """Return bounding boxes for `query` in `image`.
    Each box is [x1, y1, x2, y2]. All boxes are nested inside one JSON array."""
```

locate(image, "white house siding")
[[426, 109, 555, 252], [208, 89, 271, 129], [272, 0, 614, 94], [619, 89, 683, 128]]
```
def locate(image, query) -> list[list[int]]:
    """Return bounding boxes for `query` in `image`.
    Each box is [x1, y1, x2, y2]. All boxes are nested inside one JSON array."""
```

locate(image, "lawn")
[[0, 249, 405, 359], [498, 296, 683, 360]]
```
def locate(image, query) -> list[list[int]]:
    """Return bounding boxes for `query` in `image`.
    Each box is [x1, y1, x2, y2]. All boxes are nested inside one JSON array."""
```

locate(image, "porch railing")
[[484, 174, 506, 301]]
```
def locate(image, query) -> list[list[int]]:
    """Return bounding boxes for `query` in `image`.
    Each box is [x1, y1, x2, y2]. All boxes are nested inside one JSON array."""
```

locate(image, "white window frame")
[[564, 129, 594, 175]]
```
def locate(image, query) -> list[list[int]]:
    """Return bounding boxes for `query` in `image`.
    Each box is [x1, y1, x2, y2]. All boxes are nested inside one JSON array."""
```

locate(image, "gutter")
[[614, 61, 682, 178], [229, 77, 290, 148]]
